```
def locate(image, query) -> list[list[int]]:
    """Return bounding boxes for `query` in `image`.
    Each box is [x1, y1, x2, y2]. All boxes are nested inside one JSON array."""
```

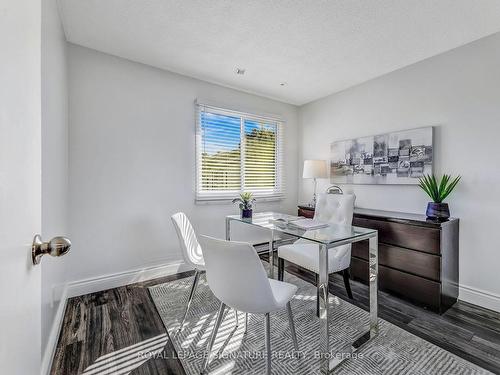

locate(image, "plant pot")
[[426, 202, 450, 221], [241, 208, 253, 219]]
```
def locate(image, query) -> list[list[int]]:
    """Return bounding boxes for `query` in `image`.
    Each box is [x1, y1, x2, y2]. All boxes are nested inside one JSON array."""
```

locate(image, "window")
[[195, 103, 284, 202]]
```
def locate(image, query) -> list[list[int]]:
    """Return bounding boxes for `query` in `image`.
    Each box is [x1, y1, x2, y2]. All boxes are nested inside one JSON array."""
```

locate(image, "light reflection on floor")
[[81, 333, 168, 375]]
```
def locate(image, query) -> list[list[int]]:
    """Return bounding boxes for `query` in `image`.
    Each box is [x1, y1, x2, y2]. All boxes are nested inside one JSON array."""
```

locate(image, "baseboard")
[[459, 284, 500, 313], [49, 261, 192, 302], [41, 287, 68, 375], [41, 260, 191, 375]]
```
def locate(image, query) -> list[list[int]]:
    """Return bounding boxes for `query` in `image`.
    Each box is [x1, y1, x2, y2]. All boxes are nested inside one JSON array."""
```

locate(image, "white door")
[[0, 1, 42, 374]]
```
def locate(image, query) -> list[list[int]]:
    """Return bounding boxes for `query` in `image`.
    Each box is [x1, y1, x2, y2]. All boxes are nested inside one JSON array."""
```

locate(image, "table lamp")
[[303, 159, 327, 207]]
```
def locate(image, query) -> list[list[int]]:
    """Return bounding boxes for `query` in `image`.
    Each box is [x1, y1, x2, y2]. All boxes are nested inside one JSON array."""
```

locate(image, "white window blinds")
[[195, 103, 284, 202]]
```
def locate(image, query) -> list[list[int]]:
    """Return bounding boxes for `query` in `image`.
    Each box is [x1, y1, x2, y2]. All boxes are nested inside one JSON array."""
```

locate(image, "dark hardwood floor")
[[51, 256, 500, 374], [50, 271, 191, 375]]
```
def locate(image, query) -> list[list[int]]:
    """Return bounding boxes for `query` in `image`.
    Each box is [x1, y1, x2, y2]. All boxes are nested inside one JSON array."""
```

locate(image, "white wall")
[[299, 32, 500, 311], [64, 45, 299, 284]]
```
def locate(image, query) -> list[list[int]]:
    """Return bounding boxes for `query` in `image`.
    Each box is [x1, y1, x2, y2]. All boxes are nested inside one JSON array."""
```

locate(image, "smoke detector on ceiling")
[[235, 68, 246, 75]]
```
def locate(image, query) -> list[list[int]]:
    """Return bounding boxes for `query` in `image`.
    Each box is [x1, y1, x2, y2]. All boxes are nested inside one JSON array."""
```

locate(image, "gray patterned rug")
[[149, 269, 490, 375]]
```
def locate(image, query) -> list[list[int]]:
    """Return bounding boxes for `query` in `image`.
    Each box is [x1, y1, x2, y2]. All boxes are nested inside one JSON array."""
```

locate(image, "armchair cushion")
[[278, 242, 351, 274]]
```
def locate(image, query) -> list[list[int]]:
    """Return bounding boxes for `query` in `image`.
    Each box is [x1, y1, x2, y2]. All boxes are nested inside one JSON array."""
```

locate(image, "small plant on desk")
[[232, 192, 256, 219], [418, 174, 461, 221]]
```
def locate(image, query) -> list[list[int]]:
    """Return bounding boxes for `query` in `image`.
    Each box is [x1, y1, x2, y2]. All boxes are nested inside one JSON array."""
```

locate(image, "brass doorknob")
[[32, 235, 71, 265]]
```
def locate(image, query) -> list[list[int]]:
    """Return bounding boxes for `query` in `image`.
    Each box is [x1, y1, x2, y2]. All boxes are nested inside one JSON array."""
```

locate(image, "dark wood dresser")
[[297, 205, 459, 313]]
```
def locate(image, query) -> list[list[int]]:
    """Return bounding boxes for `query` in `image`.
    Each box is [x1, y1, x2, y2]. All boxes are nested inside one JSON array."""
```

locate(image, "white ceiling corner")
[[58, 0, 500, 105]]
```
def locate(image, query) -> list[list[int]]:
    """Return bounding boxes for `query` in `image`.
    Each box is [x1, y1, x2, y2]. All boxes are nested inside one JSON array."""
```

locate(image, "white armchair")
[[171, 212, 206, 331], [199, 235, 299, 375], [278, 193, 356, 315]]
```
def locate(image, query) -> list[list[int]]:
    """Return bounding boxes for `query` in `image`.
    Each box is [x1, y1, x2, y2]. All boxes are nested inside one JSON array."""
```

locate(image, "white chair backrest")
[[314, 193, 355, 226], [198, 235, 278, 313], [171, 212, 204, 269]]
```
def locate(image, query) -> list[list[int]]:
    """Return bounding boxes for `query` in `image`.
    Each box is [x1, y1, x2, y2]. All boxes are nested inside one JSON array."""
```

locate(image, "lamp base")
[[312, 178, 318, 208]]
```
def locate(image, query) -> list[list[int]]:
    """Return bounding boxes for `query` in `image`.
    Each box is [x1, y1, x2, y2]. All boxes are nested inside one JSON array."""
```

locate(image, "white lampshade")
[[303, 159, 327, 179]]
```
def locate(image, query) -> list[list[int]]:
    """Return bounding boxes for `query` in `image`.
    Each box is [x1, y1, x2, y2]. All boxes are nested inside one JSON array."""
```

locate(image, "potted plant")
[[418, 174, 461, 221], [232, 192, 256, 219]]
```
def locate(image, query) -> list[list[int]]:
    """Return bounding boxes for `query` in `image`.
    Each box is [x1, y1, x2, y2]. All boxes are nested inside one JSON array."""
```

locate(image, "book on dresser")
[[297, 205, 459, 314]]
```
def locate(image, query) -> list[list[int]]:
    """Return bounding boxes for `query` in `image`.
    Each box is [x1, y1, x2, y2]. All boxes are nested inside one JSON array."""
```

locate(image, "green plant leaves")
[[418, 175, 437, 202], [240, 192, 253, 201], [233, 192, 256, 209], [440, 175, 461, 202], [418, 174, 461, 203]]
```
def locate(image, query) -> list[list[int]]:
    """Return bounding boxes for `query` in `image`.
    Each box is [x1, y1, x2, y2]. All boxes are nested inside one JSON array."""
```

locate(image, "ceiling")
[[58, 0, 500, 105]]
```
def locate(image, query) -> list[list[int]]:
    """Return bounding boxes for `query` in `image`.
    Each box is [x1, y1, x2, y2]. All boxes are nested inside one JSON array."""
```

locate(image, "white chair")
[[278, 194, 355, 315], [199, 235, 299, 375], [171, 212, 206, 331]]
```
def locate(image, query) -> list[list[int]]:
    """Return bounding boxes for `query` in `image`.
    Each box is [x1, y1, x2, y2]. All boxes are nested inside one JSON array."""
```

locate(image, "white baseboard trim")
[[41, 287, 68, 375], [41, 260, 191, 375], [63, 261, 192, 299], [459, 284, 500, 313]]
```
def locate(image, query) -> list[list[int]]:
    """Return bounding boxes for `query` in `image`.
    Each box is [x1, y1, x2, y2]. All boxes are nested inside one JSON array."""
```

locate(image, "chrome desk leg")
[[268, 229, 274, 279], [314, 234, 379, 373], [225, 217, 231, 241], [346, 234, 379, 365], [369, 234, 379, 337], [318, 243, 330, 374], [202, 301, 226, 374], [265, 313, 272, 375], [233, 309, 239, 328], [178, 268, 201, 332], [286, 302, 299, 351]]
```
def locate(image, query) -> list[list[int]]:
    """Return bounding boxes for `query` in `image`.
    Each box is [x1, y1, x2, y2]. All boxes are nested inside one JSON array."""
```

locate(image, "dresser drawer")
[[353, 217, 441, 254], [351, 258, 441, 310], [352, 241, 440, 281]]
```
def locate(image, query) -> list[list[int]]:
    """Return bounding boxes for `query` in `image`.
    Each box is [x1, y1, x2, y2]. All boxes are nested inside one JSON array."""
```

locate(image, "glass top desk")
[[226, 212, 379, 374]]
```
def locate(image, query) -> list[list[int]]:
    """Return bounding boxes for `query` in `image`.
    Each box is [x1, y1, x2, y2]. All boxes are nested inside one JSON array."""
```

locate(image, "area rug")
[[148, 269, 490, 375]]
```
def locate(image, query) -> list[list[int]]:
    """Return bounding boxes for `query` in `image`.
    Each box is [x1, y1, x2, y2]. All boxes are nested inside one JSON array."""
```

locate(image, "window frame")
[[195, 102, 284, 204]]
